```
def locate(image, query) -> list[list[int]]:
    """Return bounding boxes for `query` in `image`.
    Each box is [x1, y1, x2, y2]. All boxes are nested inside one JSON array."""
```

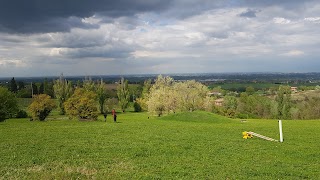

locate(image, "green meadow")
[[1, 111, 319, 179]]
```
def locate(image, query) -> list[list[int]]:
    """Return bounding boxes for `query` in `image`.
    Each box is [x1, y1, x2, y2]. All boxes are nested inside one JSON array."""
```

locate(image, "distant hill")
[[1, 72, 320, 84]]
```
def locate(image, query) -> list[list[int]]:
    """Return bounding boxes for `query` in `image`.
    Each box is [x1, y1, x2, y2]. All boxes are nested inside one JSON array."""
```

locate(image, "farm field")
[[0, 111, 319, 179]]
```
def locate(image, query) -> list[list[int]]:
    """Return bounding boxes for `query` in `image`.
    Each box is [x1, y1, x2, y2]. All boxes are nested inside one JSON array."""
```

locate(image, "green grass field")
[[1, 111, 319, 179]]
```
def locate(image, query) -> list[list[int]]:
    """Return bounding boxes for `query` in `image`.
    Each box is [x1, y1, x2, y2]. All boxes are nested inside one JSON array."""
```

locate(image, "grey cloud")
[[59, 46, 133, 59], [0, 0, 171, 33], [242, 0, 317, 9], [162, 0, 317, 20], [0, 36, 26, 43], [0, 0, 317, 34], [207, 32, 229, 39], [49, 34, 108, 49], [239, 9, 259, 18]]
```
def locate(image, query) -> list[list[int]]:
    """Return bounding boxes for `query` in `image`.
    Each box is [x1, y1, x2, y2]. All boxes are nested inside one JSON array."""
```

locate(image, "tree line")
[[2, 75, 320, 122]]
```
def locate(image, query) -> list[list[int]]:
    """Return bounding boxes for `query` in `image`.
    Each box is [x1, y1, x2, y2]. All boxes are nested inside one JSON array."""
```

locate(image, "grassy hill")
[[0, 112, 319, 179]]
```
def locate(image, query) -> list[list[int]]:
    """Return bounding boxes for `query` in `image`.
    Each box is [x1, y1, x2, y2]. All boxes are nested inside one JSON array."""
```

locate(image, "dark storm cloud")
[[0, 0, 317, 34], [0, 0, 171, 33], [1, 0, 315, 34]]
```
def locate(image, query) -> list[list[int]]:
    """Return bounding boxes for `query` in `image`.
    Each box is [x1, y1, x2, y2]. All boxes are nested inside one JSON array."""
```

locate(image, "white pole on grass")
[[279, 120, 283, 142]]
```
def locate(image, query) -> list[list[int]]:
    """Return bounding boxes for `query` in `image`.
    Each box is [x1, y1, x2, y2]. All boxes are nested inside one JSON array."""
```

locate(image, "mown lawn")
[[0, 111, 319, 179]]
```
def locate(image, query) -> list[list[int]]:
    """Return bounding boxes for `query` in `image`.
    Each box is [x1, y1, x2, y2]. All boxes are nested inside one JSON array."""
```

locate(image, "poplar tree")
[[9, 77, 18, 93], [97, 79, 108, 114], [117, 78, 130, 112], [53, 74, 73, 115]]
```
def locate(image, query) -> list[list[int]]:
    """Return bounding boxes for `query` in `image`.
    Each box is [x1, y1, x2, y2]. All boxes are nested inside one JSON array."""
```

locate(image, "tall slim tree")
[[97, 79, 108, 114], [276, 85, 292, 119], [43, 78, 54, 97], [43, 78, 50, 96], [39, 82, 44, 94], [9, 77, 18, 93], [31, 82, 39, 95], [142, 79, 152, 98], [117, 78, 130, 112], [53, 74, 73, 115]]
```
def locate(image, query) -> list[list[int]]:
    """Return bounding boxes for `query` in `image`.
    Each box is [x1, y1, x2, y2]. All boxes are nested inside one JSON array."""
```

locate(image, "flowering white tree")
[[147, 75, 175, 116], [147, 75, 209, 116], [174, 80, 209, 112]]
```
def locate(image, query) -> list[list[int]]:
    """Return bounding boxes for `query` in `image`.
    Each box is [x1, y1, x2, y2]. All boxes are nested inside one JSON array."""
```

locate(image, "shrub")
[[16, 110, 28, 118], [64, 88, 98, 120], [28, 94, 56, 121], [133, 101, 142, 112]]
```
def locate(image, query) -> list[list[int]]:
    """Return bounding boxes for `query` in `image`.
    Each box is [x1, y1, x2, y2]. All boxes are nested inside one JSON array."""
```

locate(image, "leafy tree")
[[104, 98, 118, 113], [97, 79, 108, 114], [28, 94, 56, 121], [39, 82, 44, 94], [129, 84, 143, 102], [76, 80, 81, 88], [17, 81, 25, 90], [203, 96, 216, 112], [223, 96, 238, 117], [43, 79, 54, 97], [9, 77, 18, 93], [245, 86, 255, 95], [136, 79, 152, 111], [16, 86, 32, 98], [237, 92, 276, 119], [142, 79, 152, 97], [53, 74, 73, 115], [136, 97, 147, 112], [0, 87, 18, 122], [16, 110, 28, 118], [117, 78, 130, 112], [292, 97, 320, 119], [275, 85, 292, 119], [133, 101, 142, 112], [64, 88, 99, 120], [175, 80, 209, 112], [147, 87, 167, 116], [83, 76, 96, 92], [31, 82, 39, 95], [147, 75, 174, 116], [147, 76, 209, 116]]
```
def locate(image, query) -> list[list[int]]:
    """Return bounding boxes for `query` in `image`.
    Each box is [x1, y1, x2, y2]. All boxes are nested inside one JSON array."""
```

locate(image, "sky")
[[0, 0, 320, 77]]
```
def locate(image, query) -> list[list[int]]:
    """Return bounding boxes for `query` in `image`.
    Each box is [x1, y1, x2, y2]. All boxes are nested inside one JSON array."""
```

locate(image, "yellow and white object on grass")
[[242, 131, 253, 139], [243, 131, 278, 142]]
